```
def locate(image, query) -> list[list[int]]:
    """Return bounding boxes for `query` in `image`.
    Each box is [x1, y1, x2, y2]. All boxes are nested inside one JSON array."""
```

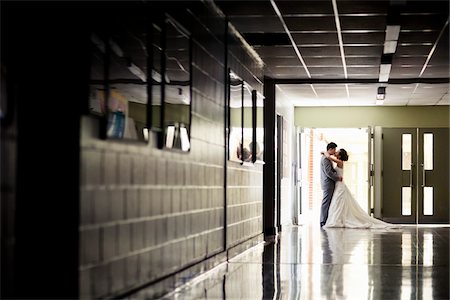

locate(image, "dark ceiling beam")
[[269, 77, 450, 85]]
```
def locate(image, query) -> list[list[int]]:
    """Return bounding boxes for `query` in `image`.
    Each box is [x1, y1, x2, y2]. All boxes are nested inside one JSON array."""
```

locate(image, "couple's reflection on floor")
[[322, 228, 350, 299], [321, 227, 403, 300]]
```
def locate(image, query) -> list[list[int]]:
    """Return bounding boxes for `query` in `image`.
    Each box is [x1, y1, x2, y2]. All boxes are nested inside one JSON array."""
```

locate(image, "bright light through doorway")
[[299, 128, 370, 224]]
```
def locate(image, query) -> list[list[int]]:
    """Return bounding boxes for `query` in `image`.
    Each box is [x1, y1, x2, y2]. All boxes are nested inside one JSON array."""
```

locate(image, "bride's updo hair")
[[339, 149, 349, 161]]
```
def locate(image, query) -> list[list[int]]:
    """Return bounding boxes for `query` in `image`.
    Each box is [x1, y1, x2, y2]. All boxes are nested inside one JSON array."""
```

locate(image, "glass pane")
[[255, 92, 264, 162], [423, 133, 433, 170], [163, 18, 191, 151], [402, 187, 411, 216], [106, 6, 148, 141], [242, 83, 253, 163], [89, 33, 106, 116], [151, 24, 162, 130], [229, 70, 243, 162], [423, 187, 433, 215], [402, 134, 411, 170]]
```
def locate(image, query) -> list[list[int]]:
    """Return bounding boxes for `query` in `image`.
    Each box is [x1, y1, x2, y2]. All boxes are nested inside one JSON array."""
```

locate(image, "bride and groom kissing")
[[320, 142, 396, 229]]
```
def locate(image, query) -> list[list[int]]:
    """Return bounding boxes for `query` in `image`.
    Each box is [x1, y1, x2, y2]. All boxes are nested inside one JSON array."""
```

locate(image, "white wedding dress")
[[324, 166, 397, 229]]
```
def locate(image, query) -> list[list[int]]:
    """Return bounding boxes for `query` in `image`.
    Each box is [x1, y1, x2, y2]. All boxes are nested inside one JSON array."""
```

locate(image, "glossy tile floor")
[[156, 224, 449, 300]]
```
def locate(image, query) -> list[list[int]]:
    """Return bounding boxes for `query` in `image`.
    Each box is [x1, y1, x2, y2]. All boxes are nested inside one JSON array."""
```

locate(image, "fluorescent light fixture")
[[379, 73, 390, 82], [109, 39, 124, 57], [128, 63, 146, 82], [384, 40, 398, 54], [165, 125, 175, 148], [152, 70, 162, 83], [379, 63, 392, 82], [230, 71, 241, 80], [180, 127, 190, 151], [385, 25, 401, 41], [380, 63, 392, 74], [142, 128, 149, 141]]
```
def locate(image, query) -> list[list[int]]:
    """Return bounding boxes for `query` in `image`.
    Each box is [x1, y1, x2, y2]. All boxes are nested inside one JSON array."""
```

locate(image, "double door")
[[382, 128, 449, 224]]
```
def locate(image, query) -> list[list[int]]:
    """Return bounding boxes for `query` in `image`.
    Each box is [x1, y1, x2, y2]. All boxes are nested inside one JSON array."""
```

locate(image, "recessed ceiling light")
[[384, 40, 398, 54], [385, 25, 401, 41]]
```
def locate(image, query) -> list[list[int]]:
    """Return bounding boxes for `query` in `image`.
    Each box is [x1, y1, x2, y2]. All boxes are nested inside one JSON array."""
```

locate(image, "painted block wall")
[[79, 2, 264, 298]]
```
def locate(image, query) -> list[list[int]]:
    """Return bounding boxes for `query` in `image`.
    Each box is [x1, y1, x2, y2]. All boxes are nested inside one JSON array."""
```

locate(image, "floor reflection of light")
[[402, 232, 412, 266], [343, 265, 369, 299], [342, 239, 370, 300], [349, 240, 369, 264], [368, 238, 375, 300], [400, 232, 413, 300], [423, 232, 433, 267], [299, 225, 324, 300], [400, 271, 413, 300], [422, 232, 433, 300], [422, 268, 433, 300]]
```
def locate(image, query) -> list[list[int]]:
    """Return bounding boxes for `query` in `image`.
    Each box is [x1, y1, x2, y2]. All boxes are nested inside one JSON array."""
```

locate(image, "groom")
[[320, 142, 342, 227]]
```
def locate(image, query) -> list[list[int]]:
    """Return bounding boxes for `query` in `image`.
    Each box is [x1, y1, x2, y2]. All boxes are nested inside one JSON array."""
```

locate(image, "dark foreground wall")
[[1, 2, 87, 298]]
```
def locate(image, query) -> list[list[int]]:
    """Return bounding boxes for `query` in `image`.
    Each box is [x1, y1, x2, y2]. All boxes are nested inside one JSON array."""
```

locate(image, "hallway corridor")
[[133, 225, 450, 300]]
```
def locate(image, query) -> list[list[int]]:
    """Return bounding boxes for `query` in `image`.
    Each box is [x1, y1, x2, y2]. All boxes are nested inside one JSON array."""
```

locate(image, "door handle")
[[410, 163, 414, 187], [421, 163, 425, 187]]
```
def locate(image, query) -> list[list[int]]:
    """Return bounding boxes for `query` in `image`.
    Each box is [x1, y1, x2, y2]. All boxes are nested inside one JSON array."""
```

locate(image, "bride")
[[321, 149, 397, 229]]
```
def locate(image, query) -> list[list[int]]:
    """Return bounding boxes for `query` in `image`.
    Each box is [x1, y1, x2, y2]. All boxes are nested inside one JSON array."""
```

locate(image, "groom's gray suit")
[[320, 155, 340, 226]]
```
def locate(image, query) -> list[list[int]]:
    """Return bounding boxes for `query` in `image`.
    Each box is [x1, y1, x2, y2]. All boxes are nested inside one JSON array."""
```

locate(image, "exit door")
[[382, 128, 449, 224]]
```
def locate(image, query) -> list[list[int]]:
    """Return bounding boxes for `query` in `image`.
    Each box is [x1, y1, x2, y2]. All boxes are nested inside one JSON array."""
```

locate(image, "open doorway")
[[296, 128, 370, 225]]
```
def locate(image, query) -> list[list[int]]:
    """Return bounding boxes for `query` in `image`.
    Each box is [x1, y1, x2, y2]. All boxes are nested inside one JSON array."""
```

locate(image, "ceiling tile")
[[253, 46, 297, 58], [229, 16, 284, 33], [216, 1, 275, 16], [299, 46, 341, 56], [277, 1, 334, 14], [400, 14, 449, 31], [336, 1, 389, 14], [285, 16, 336, 31], [292, 33, 339, 45], [344, 46, 383, 56], [342, 32, 385, 44], [340, 16, 386, 31]]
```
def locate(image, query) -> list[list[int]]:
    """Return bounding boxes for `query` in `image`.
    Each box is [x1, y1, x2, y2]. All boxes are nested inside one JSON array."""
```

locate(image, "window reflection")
[[242, 83, 253, 163], [163, 18, 191, 151], [89, 33, 106, 116], [151, 24, 163, 130], [228, 70, 243, 162], [106, 7, 148, 142], [255, 92, 264, 163]]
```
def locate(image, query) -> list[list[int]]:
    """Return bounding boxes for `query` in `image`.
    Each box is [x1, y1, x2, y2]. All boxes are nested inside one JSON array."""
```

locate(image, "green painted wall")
[[294, 106, 450, 128], [230, 107, 263, 128]]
